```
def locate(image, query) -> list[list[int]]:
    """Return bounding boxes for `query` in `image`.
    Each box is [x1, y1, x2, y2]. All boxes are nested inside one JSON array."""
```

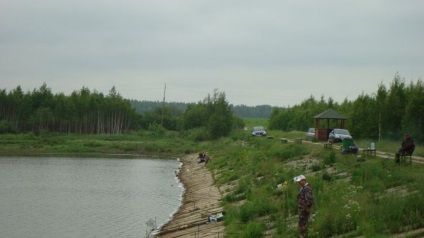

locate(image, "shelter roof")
[[314, 108, 346, 119]]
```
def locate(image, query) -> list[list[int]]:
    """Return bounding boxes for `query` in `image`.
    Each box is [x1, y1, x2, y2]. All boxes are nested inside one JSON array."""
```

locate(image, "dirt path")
[[155, 154, 225, 238], [299, 139, 424, 164]]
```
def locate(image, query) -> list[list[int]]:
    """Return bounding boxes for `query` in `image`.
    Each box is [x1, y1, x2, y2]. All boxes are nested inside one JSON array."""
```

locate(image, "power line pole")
[[161, 83, 166, 126]]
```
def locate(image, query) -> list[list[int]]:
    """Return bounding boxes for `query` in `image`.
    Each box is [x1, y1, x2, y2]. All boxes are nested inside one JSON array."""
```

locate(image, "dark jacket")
[[400, 137, 415, 155]]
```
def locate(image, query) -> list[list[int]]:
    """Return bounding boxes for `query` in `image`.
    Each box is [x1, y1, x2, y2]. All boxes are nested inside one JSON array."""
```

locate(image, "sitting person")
[[198, 153, 206, 163], [395, 133, 415, 165]]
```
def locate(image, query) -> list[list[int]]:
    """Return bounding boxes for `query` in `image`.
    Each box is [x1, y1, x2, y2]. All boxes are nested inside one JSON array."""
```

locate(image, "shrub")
[[322, 172, 332, 181], [0, 120, 14, 134], [242, 222, 266, 238], [186, 127, 211, 141], [312, 164, 322, 172], [323, 151, 337, 166], [147, 123, 166, 137], [239, 197, 276, 223]]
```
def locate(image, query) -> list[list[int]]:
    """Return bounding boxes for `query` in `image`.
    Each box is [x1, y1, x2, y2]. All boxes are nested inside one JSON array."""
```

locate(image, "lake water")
[[0, 156, 183, 238]]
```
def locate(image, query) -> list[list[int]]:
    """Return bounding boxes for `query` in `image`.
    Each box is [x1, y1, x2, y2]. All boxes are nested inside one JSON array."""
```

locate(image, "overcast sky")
[[1, 0, 423, 107]]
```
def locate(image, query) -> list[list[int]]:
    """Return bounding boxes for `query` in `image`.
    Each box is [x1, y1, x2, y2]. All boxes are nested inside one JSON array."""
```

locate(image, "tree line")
[[0, 84, 242, 140], [268, 74, 424, 143], [0, 84, 139, 134], [2, 74, 422, 142], [130, 100, 274, 119]]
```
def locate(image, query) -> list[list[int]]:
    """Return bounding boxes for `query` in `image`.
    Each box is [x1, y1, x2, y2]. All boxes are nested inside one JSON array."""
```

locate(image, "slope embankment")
[[156, 154, 224, 238]]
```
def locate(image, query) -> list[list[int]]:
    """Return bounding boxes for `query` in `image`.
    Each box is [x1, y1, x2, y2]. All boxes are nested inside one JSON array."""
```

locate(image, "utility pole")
[[161, 84, 166, 126]]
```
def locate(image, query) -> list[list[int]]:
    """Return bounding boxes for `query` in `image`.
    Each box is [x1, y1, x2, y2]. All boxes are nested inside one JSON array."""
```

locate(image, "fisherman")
[[294, 175, 314, 238]]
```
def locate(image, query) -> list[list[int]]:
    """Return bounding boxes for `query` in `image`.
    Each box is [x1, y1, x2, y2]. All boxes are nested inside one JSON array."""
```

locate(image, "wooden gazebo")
[[313, 108, 347, 141]]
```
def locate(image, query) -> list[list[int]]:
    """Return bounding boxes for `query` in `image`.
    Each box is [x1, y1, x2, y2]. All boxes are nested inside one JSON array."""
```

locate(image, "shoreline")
[[156, 154, 225, 238]]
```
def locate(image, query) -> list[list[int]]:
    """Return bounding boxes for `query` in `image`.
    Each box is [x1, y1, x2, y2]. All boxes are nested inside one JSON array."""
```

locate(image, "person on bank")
[[294, 175, 314, 238], [395, 133, 415, 165], [198, 153, 206, 163]]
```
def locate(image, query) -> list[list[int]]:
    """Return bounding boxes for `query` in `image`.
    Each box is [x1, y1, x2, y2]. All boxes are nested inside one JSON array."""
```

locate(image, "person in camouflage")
[[294, 175, 313, 238]]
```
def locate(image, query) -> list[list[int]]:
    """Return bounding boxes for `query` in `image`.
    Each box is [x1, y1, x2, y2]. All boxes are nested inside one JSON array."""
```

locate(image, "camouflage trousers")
[[298, 211, 310, 238]]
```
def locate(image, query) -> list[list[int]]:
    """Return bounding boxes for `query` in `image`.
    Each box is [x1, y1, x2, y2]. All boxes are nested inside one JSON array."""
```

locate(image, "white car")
[[306, 128, 315, 138], [328, 129, 352, 143], [252, 126, 267, 136]]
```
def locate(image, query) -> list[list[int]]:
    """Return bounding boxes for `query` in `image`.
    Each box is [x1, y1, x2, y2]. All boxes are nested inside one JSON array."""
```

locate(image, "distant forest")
[[1, 73, 422, 142], [0, 86, 243, 140], [0, 84, 139, 134], [130, 100, 274, 119]]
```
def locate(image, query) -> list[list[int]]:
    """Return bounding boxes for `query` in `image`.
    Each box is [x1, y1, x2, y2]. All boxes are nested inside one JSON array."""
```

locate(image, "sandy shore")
[[156, 154, 225, 238]]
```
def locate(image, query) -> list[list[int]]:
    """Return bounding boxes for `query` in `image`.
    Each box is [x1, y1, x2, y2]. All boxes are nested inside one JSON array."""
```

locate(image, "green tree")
[[384, 74, 406, 139], [403, 80, 424, 142], [140, 106, 183, 131], [206, 90, 233, 138], [375, 83, 388, 140], [182, 103, 208, 130], [349, 93, 378, 139], [183, 89, 235, 139]]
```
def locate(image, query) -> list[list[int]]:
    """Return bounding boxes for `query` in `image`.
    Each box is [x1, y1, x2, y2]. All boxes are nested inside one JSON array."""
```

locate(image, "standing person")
[[395, 133, 415, 165], [294, 175, 314, 238]]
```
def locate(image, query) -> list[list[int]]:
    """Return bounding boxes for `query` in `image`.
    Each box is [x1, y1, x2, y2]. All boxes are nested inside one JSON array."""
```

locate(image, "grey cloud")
[[1, 0, 423, 106]]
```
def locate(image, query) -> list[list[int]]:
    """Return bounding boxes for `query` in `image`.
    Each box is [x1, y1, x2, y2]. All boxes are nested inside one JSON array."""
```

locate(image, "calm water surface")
[[0, 156, 183, 238]]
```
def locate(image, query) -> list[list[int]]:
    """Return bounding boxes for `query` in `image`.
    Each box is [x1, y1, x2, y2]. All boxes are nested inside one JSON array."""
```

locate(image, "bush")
[[242, 222, 266, 238], [312, 164, 322, 172], [240, 197, 275, 223], [145, 123, 166, 137], [323, 151, 337, 166], [186, 127, 211, 141], [0, 120, 14, 134]]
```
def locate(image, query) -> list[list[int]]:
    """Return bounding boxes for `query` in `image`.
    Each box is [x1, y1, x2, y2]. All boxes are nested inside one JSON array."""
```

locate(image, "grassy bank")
[[0, 132, 199, 158], [204, 130, 424, 237], [1, 129, 423, 237]]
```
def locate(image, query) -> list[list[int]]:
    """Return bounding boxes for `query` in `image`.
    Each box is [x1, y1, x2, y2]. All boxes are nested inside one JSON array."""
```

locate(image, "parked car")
[[252, 126, 267, 136], [328, 129, 352, 143], [306, 128, 315, 138]]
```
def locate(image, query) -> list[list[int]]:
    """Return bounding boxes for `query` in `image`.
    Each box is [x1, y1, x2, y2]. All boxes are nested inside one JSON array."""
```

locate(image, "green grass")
[[207, 128, 424, 237], [0, 131, 197, 157]]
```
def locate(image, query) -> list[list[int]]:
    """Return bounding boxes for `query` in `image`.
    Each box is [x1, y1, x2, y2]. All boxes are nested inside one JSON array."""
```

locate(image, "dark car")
[[328, 129, 352, 143], [252, 126, 267, 136]]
